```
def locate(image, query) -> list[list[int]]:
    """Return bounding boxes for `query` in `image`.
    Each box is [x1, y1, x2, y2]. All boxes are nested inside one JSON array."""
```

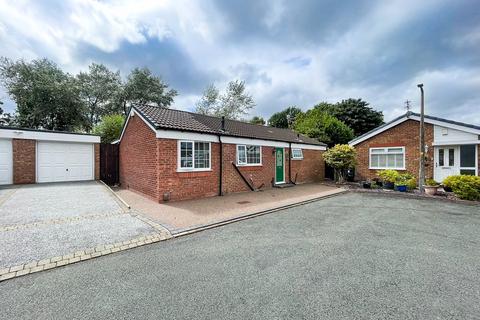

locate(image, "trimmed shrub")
[[443, 175, 480, 201], [377, 169, 400, 183]]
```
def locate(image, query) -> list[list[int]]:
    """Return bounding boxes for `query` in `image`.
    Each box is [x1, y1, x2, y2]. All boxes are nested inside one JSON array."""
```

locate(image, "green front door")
[[275, 148, 284, 183]]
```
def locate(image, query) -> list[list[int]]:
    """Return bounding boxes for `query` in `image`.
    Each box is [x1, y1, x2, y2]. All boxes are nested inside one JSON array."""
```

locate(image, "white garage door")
[[37, 142, 94, 183], [0, 139, 13, 185]]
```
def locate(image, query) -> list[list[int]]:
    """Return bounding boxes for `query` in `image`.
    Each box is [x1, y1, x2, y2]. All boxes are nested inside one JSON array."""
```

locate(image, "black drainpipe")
[[218, 116, 225, 196], [288, 142, 292, 183]]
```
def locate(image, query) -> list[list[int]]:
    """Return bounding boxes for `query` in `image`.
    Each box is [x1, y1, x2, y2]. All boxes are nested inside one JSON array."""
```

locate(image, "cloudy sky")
[[0, 0, 479, 123]]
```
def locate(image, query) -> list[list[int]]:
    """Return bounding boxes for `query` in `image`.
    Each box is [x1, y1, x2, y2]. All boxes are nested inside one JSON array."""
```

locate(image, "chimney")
[[221, 116, 225, 132]]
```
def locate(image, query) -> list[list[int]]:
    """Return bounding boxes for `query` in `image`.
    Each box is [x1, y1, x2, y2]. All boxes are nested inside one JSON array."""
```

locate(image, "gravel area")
[[1, 192, 479, 319], [0, 182, 124, 226]]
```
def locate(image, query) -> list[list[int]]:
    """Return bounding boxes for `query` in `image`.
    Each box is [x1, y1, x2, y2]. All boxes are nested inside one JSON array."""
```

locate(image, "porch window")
[[369, 147, 405, 170], [237, 145, 261, 165], [460, 145, 477, 175], [178, 141, 211, 171], [291, 148, 303, 160]]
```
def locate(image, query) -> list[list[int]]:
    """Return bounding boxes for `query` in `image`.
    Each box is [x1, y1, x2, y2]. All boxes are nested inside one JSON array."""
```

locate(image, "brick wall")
[[12, 139, 36, 184], [94, 143, 100, 180], [119, 115, 159, 200], [354, 120, 434, 181], [290, 148, 325, 183]]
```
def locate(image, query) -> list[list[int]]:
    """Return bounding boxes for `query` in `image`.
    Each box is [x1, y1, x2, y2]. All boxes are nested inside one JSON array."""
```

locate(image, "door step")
[[273, 183, 295, 188]]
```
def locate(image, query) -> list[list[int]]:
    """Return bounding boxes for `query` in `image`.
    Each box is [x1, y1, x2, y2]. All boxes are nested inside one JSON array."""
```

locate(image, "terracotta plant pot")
[[424, 185, 438, 196]]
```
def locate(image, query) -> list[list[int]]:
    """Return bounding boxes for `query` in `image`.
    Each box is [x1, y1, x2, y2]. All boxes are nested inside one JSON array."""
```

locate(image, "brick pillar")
[[94, 143, 100, 180], [12, 139, 36, 184]]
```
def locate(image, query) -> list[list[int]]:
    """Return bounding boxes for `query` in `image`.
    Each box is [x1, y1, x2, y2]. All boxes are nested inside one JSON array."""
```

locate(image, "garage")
[[37, 142, 94, 183], [0, 127, 100, 185], [0, 139, 13, 185]]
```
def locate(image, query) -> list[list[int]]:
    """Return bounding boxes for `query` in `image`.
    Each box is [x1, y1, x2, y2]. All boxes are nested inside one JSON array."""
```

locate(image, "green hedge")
[[443, 175, 480, 201]]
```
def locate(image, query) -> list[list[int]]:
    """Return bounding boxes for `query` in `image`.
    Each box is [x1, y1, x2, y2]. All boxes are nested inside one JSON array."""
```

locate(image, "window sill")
[[291, 158, 303, 161], [369, 167, 406, 170], [177, 169, 212, 173], [236, 163, 262, 167]]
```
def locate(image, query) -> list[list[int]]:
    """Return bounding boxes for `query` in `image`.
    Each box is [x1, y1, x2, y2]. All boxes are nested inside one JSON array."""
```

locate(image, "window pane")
[[378, 154, 387, 168], [292, 148, 303, 159], [439, 149, 444, 166], [237, 146, 246, 164], [460, 145, 476, 168], [371, 149, 384, 154], [246, 145, 261, 164], [180, 142, 193, 168], [460, 169, 476, 175], [194, 142, 210, 169], [371, 154, 379, 167], [448, 149, 455, 166], [388, 148, 403, 153], [387, 154, 395, 167], [395, 154, 404, 168]]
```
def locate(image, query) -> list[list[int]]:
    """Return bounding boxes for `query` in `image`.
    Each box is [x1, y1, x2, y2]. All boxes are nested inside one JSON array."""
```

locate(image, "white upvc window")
[[369, 147, 405, 170], [291, 148, 303, 160], [236, 145, 262, 166], [178, 141, 211, 171]]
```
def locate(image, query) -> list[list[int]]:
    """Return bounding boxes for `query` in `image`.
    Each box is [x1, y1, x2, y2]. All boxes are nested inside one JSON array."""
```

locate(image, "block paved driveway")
[[0, 181, 162, 270], [1, 192, 479, 319]]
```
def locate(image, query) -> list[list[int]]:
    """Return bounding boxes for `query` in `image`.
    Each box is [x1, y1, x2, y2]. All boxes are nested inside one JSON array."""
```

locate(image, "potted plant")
[[424, 178, 440, 196], [395, 173, 416, 192], [377, 170, 399, 190], [362, 180, 371, 189]]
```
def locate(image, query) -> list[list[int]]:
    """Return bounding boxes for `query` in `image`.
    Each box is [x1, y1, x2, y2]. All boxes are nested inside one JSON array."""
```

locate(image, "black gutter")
[[218, 135, 223, 196], [288, 142, 292, 184]]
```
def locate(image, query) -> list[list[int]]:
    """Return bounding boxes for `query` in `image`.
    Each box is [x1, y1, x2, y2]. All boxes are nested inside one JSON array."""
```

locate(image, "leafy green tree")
[[76, 63, 122, 132], [92, 114, 125, 143], [268, 106, 302, 128], [294, 109, 354, 147], [249, 116, 265, 125], [323, 144, 357, 183], [0, 58, 84, 131], [195, 80, 255, 120], [120, 67, 177, 114], [331, 98, 383, 136]]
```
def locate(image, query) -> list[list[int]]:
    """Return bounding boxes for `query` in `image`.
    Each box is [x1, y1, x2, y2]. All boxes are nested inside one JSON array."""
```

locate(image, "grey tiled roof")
[[134, 104, 326, 146]]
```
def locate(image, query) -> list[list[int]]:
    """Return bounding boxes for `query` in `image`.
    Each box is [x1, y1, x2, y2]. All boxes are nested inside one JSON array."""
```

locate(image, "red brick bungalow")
[[349, 111, 480, 182], [118, 105, 327, 202]]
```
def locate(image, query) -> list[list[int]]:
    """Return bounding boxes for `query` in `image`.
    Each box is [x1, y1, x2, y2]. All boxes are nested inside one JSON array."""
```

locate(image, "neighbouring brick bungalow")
[[0, 127, 100, 185], [118, 105, 327, 202], [349, 111, 480, 182]]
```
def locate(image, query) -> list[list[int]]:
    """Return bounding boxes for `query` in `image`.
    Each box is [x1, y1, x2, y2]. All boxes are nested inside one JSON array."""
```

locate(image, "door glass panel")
[[438, 149, 444, 166], [448, 149, 454, 166], [460, 145, 476, 167]]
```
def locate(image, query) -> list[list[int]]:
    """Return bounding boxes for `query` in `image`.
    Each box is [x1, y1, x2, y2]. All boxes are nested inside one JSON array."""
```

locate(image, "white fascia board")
[[221, 136, 289, 147], [156, 129, 219, 143], [0, 129, 99, 143], [433, 140, 480, 146], [118, 108, 157, 143], [349, 116, 409, 146], [409, 115, 480, 135], [291, 143, 326, 151]]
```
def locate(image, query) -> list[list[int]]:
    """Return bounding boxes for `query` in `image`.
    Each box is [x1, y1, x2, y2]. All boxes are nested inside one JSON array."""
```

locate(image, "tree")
[[331, 98, 383, 136], [294, 109, 354, 147], [121, 67, 177, 114], [76, 63, 122, 132], [195, 80, 255, 120], [92, 114, 124, 143], [249, 116, 265, 125], [323, 144, 357, 183], [268, 106, 302, 128], [0, 58, 84, 131]]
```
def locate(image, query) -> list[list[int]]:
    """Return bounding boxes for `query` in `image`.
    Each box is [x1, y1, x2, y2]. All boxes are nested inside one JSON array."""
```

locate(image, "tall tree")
[[76, 63, 122, 132], [195, 80, 255, 120], [268, 106, 303, 128], [0, 58, 84, 131], [249, 116, 265, 125], [294, 108, 354, 147], [120, 67, 177, 114], [331, 98, 383, 136]]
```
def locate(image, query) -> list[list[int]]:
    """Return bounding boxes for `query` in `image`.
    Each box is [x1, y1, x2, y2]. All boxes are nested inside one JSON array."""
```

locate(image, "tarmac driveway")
[[0, 182, 166, 271], [0, 192, 479, 319]]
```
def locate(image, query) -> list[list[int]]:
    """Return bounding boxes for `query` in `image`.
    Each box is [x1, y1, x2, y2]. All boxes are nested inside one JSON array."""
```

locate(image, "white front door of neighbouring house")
[[37, 141, 94, 183], [0, 139, 13, 185], [434, 146, 460, 182]]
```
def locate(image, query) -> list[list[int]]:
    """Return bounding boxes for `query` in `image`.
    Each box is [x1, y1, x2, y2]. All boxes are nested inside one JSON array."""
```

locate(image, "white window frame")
[[236, 145, 262, 166], [291, 148, 303, 160], [177, 140, 211, 172], [369, 147, 406, 170]]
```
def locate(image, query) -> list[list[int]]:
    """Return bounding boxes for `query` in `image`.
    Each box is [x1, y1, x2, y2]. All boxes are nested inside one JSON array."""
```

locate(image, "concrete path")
[[116, 183, 344, 232], [1, 192, 479, 319], [0, 182, 171, 278]]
